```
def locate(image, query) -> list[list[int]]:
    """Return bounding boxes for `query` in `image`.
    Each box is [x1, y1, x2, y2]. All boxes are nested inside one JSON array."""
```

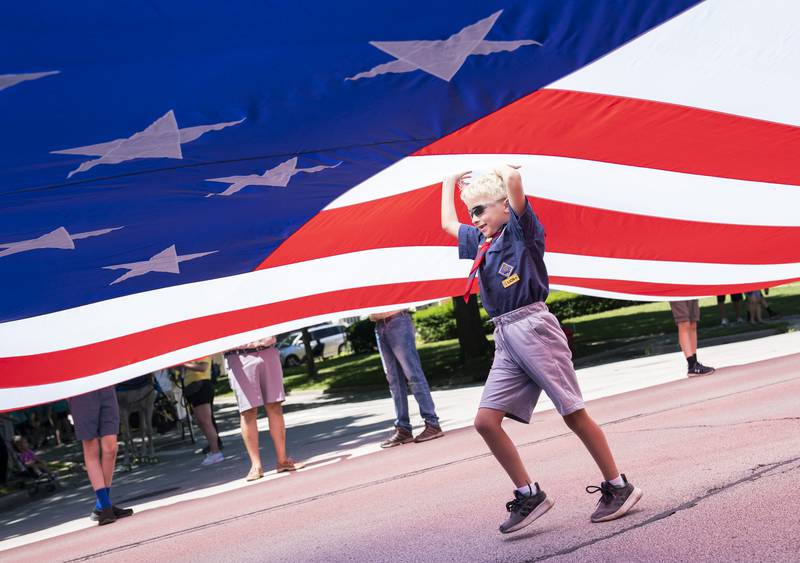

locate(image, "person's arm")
[[369, 310, 404, 321], [441, 171, 470, 238], [495, 164, 525, 216], [182, 360, 209, 372]]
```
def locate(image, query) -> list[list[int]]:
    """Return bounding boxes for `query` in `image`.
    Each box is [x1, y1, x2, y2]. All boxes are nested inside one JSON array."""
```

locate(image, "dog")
[[116, 375, 157, 467]]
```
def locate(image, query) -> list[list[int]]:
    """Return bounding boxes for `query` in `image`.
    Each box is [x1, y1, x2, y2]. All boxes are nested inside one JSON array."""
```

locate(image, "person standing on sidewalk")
[[68, 387, 133, 526], [181, 357, 224, 466], [669, 300, 716, 377], [371, 310, 444, 448], [441, 165, 642, 534], [225, 336, 304, 481]]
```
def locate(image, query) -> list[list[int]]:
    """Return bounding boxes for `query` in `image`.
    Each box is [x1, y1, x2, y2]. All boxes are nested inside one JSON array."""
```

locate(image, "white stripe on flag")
[[326, 154, 800, 226], [549, 0, 800, 126]]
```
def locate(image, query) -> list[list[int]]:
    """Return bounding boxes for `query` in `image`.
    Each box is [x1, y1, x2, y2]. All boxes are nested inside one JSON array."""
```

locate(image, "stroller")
[[10, 436, 58, 497]]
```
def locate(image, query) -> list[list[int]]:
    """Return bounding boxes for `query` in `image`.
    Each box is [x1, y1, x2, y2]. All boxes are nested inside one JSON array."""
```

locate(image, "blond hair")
[[459, 171, 507, 203]]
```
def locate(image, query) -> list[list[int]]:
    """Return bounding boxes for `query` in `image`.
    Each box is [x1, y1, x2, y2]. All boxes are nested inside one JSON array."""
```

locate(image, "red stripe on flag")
[[415, 89, 800, 187], [5, 276, 796, 390], [260, 186, 800, 269], [0, 279, 465, 389]]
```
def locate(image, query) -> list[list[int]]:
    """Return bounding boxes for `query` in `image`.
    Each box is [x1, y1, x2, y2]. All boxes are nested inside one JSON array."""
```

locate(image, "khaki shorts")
[[670, 299, 700, 324], [480, 303, 584, 424], [226, 348, 285, 412]]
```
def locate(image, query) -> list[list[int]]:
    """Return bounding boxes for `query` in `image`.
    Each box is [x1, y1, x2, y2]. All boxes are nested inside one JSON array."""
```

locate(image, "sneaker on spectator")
[[380, 427, 414, 448], [201, 451, 224, 466], [720, 318, 729, 326], [688, 363, 716, 378], [414, 424, 444, 443]]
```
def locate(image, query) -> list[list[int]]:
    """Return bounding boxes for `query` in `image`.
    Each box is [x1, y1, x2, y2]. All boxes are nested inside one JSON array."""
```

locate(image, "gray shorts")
[[481, 302, 584, 424], [670, 299, 700, 323], [226, 348, 285, 412], [68, 386, 120, 441]]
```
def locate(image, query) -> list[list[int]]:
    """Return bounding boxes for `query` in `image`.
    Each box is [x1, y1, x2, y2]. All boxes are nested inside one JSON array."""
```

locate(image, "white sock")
[[607, 475, 625, 488], [515, 483, 538, 496]]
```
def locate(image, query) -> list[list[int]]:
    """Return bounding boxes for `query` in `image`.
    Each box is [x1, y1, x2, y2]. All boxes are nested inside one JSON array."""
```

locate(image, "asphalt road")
[[5, 352, 799, 562]]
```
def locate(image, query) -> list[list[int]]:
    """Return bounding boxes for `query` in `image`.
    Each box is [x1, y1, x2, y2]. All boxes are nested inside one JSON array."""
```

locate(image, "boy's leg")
[[474, 408, 530, 487], [562, 409, 618, 481], [385, 314, 440, 430], [99, 435, 118, 487], [676, 321, 695, 357], [82, 438, 107, 491]]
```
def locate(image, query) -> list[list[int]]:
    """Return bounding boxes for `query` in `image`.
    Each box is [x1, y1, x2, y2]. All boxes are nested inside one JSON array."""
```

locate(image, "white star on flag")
[[204, 157, 342, 197], [0, 226, 123, 258], [0, 71, 60, 92], [103, 245, 217, 285], [346, 10, 540, 82], [51, 110, 245, 178]]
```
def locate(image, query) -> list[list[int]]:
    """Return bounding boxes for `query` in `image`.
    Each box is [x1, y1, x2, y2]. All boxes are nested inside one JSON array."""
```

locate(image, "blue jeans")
[[375, 312, 439, 431]]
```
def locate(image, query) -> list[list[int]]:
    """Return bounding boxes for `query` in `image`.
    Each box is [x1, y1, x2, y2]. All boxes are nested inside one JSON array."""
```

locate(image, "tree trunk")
[[452, 295, 489, 363], [301, 328, 318, 378]]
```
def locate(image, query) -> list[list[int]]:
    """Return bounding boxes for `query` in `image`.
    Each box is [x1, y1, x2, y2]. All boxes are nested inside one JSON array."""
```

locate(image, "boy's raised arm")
[[441, 171, 469, 238], [496, 165, 525, 216]]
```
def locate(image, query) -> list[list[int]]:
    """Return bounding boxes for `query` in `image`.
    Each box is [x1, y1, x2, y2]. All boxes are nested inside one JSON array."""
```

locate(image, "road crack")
[[523, 457, 800, 562]]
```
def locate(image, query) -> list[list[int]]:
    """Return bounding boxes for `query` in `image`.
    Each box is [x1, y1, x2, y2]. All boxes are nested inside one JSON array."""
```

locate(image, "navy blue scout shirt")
[[458, 200, 549, 318]]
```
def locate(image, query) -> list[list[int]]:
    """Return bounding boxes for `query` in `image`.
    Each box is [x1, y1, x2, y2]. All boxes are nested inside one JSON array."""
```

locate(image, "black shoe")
[[91, 505, 133, 521], [688, 363, 715, 378], [92, 506, 116, 526]]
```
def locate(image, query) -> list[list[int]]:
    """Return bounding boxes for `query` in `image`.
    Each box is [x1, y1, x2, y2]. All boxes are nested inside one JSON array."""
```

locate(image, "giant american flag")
[[2, 0, 799, 410]]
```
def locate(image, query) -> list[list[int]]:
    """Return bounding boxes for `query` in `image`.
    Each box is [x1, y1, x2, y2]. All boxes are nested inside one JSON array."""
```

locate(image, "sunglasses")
[[469, 198, 507, 218]]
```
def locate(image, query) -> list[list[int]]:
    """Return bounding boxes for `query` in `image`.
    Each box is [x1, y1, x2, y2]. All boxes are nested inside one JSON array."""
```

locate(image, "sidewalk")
[[2, 328, 799, 552]]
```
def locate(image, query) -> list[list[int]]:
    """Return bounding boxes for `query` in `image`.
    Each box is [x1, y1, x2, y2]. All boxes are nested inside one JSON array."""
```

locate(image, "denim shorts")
[[480, 302, 584, 423]]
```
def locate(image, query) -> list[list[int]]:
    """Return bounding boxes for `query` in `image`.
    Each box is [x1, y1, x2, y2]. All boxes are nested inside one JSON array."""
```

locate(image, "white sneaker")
[[201, 451, 224, 466], [720, 318, 729, 326]]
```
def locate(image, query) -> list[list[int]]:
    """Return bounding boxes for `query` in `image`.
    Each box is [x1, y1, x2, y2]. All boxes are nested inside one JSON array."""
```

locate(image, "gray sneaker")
[[586, 474, 643, 523], [499, 484, 554, 534]]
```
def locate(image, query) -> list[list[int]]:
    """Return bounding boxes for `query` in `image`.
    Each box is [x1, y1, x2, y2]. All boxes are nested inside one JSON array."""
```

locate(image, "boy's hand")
[[493, 164, 521, 181], [444, 170, 472, 189]]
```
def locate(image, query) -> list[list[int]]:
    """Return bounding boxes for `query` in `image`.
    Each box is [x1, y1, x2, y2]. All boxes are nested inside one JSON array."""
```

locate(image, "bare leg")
[[82, 439, 107, 491], [100, 435, 118, 487], [193, 403, 220, 454], [240, 408, 261, 472], [474, 408, 531, 488], [266, 402, 287, 463], [676, 321, 696, 357], [563, 409, 619, 481]]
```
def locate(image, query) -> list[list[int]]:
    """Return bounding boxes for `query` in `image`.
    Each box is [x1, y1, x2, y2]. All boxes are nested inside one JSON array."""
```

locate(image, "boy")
[[440, 165, 642, 534], [68, 387, 133, 525]]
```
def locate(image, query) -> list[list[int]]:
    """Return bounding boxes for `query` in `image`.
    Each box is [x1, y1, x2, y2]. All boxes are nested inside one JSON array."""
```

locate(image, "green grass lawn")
[[213, 284, 800, 396]]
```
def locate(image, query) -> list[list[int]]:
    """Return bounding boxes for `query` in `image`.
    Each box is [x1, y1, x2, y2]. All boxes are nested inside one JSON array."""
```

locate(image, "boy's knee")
[[474, 413, 500, 436], [100, 440, 118, 456]]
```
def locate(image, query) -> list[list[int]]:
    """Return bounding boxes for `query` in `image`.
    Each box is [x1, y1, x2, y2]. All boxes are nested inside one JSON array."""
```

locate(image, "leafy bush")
[[413, 301, 458, 343], [546, 292, 638, 320], [347, 319, 377, 354]]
